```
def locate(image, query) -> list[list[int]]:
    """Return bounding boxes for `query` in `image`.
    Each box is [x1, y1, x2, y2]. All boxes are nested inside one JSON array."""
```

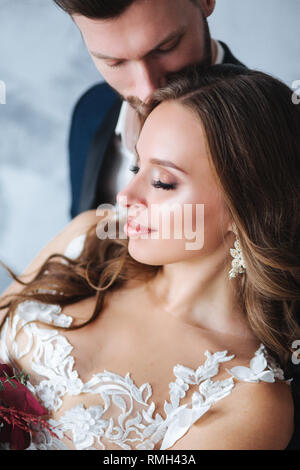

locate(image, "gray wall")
[[1, 0, 300, 292], [209, 0, 300, 85], [0, 0, 100, 291]]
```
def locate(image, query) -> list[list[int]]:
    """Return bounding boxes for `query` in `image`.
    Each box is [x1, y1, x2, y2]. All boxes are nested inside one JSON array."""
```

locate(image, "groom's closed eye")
[[90, 27, 187, 68], [153, 34, 184, 55], [105, 34, 185, 68]]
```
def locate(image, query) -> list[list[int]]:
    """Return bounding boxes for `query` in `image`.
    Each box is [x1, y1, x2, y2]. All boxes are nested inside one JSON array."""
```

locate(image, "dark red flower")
[[0, 363, 54, 450]]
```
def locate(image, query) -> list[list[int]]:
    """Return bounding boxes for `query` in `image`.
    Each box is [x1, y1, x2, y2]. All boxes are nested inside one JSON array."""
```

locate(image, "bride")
[[0, 64, 299, 450]]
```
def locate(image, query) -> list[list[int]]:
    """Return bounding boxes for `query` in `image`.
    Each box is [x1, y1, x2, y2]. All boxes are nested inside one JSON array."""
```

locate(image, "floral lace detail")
[[27, 422, 67, 450], [24, 338, 288, 450], [62, 233, 87, 263], [13, 301, 72, 332], [256, 344, 289, 382], [0, 234, 289, 450], [226, 343, 291, 384], [2, 300, 288, 451], [30, 349, 238, 450], [57, 405, 109, 450]]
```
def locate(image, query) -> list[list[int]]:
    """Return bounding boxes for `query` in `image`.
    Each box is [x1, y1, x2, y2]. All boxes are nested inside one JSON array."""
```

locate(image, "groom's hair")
[[53, 0, 199, 19], [53, 0, 136, 18]]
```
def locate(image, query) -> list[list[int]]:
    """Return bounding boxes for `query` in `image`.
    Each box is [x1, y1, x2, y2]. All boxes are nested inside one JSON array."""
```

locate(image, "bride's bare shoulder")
[[0, 209, 108, 308], [61, 209, 105, 242]]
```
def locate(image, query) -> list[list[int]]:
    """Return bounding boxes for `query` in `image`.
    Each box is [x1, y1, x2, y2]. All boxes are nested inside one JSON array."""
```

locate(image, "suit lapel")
[[78, 98, 122, 213], [219, 40, 246, 67]]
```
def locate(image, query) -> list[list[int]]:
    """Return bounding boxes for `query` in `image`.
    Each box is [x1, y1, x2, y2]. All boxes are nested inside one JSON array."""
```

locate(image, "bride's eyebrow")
[[134, 145, 188, 175]]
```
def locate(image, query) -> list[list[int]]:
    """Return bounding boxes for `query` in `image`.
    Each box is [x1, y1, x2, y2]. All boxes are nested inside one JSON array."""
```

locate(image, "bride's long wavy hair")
[[1, 64, 300, 381]]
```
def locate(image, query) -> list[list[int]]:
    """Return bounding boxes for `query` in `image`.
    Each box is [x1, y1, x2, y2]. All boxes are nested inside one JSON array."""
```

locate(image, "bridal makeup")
[[117, 100, 231, 267]]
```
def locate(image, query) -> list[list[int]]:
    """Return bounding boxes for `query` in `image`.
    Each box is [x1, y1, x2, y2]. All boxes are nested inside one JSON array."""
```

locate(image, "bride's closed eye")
[[129, 165, 178, 191]]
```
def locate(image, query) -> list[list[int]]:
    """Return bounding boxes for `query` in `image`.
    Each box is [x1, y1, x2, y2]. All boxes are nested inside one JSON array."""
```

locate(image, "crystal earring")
[[229, 223, 246, 280]]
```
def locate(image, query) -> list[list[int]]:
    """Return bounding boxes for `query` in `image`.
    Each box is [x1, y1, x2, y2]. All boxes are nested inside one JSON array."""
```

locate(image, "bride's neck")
[[144, 252, 253, 339]]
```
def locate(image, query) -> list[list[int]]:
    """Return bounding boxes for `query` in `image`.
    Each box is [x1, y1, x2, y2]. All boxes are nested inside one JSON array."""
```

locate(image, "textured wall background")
[[0, 0, 300, 293]]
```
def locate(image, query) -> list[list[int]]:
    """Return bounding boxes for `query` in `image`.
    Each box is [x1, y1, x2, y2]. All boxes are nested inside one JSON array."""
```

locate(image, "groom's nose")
[[133, 60, 167, 103]]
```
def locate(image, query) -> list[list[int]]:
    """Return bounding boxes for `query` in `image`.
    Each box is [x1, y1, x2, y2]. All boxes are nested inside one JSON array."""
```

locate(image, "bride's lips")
[[124, 217, 155, 236]]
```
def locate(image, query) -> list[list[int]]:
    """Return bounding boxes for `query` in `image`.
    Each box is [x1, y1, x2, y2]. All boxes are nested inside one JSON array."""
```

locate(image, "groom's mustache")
[[124, 60, 213, 112]]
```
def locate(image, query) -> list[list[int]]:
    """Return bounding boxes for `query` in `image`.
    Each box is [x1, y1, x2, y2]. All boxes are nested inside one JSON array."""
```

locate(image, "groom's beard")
[[126, 16, 213, 111]]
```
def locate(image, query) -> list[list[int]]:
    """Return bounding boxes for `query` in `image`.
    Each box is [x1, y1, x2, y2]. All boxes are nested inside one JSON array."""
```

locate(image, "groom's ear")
[[195, 0, 216, 18]]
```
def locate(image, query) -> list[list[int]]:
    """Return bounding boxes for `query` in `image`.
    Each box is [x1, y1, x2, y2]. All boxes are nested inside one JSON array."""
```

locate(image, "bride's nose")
[[116, 184, 147, 213]]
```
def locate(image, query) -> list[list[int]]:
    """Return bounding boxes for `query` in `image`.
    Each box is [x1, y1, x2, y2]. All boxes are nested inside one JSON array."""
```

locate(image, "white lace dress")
[[0, 235, 291, 450]]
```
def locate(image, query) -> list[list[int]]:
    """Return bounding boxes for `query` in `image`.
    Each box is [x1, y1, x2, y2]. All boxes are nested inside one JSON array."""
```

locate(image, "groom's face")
[[73, 0, 215, 104]]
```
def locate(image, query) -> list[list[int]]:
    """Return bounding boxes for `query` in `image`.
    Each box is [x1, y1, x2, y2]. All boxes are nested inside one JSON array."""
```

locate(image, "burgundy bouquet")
[[0, 363, 57, 450]]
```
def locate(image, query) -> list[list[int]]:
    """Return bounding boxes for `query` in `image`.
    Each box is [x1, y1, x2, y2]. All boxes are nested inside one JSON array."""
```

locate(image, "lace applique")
[[46, 232, 87, 277], [227, 344, 276, 383], [56, 405, 109, 450], [5, 302, 83, 412], [6, 297, 288, 451], [226, 343, 290, 384], [13, 301, 72, 330], [34, 349, 237, 450], [63, 233, 86, 261], [158, 351, 236, 450], [1, 296, 289, 450]]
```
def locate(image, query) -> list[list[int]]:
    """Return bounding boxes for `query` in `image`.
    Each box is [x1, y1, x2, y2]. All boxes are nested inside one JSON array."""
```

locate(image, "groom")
[[53, 0, 245, 218]]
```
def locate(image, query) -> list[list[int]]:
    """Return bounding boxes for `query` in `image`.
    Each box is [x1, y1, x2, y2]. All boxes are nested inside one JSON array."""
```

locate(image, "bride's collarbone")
[[59, 286, 258, 388]]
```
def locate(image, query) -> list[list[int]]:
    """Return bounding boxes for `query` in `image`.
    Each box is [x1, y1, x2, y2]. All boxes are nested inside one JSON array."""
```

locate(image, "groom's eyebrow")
[[90, 26, 187, 61]]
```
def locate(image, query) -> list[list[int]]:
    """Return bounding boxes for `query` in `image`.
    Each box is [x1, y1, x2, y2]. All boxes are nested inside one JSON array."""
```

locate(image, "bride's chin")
[[127, 242, 184, 267], [127, 242, 163, 266]]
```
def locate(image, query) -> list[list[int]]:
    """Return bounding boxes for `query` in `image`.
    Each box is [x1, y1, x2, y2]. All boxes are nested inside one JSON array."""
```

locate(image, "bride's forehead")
[[138, 101, 209, 167], [139, 103, 194, 142]]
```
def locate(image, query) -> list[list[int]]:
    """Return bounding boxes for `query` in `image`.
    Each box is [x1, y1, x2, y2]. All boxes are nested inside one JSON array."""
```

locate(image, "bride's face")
[[117, 100, 232, 265]]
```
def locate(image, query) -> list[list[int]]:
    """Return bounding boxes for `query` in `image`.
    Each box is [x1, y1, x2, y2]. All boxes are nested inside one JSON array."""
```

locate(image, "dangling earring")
[[229, 223, 246, 280]]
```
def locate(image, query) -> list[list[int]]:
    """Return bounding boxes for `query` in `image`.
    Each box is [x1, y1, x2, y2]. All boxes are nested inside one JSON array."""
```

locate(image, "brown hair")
[[53, 0, 199, 19], [140, 64, 300, 369], [1, 64, 300, 382]]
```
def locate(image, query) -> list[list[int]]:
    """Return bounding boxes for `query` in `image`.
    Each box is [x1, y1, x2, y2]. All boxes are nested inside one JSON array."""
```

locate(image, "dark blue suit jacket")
[[69, 84, 120, 218]]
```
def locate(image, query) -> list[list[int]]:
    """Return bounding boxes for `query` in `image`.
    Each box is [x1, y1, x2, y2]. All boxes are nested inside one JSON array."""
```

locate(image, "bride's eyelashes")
[[129, 165, 178, 191]]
